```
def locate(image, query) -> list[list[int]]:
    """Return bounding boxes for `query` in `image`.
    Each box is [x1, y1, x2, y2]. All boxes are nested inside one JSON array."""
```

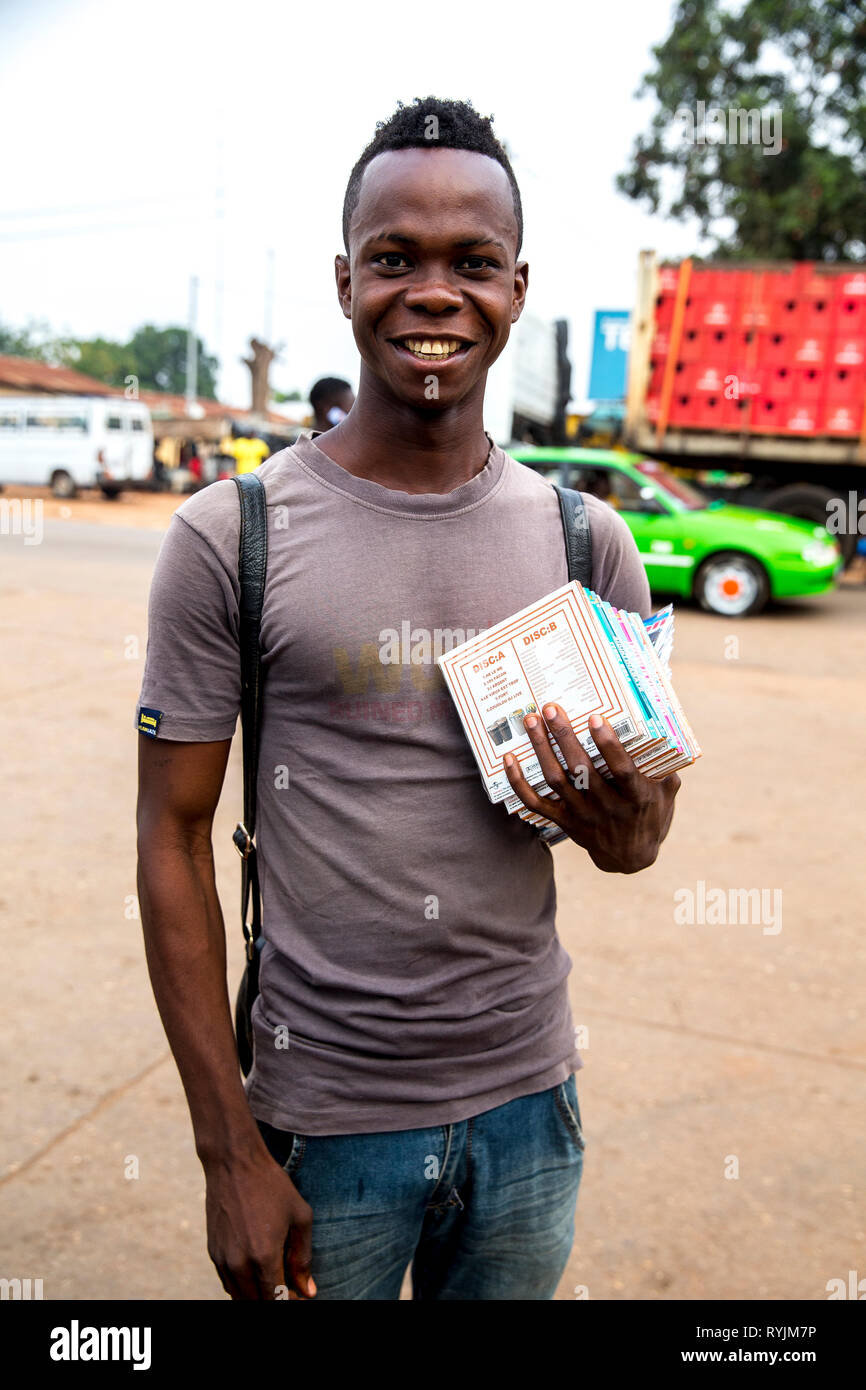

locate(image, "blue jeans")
[[256, 1072, 585, 1300]]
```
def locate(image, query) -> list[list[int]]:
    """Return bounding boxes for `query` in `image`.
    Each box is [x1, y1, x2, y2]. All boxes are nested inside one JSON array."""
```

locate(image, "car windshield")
[[634, 459, 707, 511]]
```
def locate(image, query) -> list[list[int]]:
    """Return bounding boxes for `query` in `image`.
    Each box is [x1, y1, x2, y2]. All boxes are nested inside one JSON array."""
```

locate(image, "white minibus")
[[0, 395, 154, 497]]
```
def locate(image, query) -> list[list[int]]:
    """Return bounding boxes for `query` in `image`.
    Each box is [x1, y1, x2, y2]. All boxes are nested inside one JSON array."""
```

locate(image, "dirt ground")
[[2, 484, 186, 530], [1, 486, 864, 1302]]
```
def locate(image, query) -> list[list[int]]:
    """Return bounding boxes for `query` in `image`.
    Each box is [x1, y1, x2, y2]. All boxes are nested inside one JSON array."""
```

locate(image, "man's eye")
[[458, 256, 494, 271], [374, 253, 409, 269]]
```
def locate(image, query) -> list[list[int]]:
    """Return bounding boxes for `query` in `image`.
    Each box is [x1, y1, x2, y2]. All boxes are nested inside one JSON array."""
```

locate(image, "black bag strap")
[[552, 483, 593, 587], [231, 473, 268, 961]]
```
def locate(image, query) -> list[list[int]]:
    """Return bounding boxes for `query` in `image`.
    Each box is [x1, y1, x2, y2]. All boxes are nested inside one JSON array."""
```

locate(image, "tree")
[[124, 324, 219, 399], [617, 0, 866, 261], [0, 319, 56, 361], [63, 336, 137, 385]]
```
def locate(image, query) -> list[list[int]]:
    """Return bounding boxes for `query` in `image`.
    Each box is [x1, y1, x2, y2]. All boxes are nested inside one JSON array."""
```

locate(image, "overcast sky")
[[0, 0, 703, 409]]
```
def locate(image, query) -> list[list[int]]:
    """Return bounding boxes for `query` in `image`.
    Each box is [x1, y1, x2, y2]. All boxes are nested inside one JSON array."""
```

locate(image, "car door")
[[605, 467, 693, 596], [102, 408, 134, 476]]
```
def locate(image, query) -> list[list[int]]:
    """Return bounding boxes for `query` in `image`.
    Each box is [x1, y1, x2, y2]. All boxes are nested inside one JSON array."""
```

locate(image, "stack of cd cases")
[[437, 581, 701, 842]]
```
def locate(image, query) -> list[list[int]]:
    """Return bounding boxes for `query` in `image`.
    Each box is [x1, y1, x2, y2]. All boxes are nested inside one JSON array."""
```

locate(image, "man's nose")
[[401, 272, 463, 314]]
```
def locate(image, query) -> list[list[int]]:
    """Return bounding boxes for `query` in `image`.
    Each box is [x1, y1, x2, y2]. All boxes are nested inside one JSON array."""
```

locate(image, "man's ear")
[[511, 260, 529, 324], [335, 254, 352, 319]]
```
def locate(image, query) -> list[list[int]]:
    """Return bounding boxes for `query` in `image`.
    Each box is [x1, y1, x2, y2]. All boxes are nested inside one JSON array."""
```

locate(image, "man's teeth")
[[403, 339, 462, 357]]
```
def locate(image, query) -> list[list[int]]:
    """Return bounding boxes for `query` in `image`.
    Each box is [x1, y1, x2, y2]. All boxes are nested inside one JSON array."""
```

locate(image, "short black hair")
[[309, 376, 352, 411], [342, 96, 523, 256]]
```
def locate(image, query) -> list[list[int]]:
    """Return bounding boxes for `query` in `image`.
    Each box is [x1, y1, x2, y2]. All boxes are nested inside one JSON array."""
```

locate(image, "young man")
[[135, 97, 680, 1302], [309, 375, 355, 433]]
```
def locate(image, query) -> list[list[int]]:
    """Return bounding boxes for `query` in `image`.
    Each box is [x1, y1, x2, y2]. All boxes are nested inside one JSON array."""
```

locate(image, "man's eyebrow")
[[371, 232, 418, 245], [366, 231, 508, 251], [454, 237, 508, 251]]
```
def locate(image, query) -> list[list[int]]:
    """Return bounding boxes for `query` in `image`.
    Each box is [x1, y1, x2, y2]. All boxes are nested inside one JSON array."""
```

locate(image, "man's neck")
[[310, 380, 492, 495]]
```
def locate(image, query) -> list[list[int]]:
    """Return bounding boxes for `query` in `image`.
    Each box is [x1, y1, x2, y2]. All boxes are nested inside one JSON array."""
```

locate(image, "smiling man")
[[135, 97, 680, 1303]]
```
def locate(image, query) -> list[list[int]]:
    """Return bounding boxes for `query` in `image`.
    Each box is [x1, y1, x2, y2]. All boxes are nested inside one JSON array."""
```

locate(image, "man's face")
[[336, 147, 528, 412], [332, 386, 355, 418]]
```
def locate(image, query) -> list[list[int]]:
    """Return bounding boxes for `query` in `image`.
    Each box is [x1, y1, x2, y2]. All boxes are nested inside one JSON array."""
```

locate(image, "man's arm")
[[136, 736, 315, 1300]]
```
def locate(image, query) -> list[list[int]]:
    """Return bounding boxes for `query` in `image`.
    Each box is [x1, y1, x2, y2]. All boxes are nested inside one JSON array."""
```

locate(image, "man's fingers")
[[220, 1262, 260, 1301], [586, 714, 642, 793], [253, 1251, 291, 1301], [539, 704, 607, 796], [503, 750, 560, 820], [286, 1206, 316, 1299], [521, 711, 576, 798]]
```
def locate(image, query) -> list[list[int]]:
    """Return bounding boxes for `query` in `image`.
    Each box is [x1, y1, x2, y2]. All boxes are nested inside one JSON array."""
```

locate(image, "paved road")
[[1, 519, 864, 1301]]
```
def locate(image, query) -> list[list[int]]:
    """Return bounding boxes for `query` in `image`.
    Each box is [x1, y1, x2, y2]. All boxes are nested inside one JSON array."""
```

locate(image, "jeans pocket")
[[258, 1120, 306, 1177], [553, 1073, 586, 1152]]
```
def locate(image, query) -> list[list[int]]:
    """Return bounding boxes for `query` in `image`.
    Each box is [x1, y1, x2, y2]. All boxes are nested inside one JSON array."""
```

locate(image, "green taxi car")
[[512, 447, 841, 617]]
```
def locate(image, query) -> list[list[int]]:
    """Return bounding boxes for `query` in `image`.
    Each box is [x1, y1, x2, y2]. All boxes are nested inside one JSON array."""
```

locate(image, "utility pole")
[[213, 135, 225, 398], [264, 249, 275, 344], [185, 274, 198, 411]]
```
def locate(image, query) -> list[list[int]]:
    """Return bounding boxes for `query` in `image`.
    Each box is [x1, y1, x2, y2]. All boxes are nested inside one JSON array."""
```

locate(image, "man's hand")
[[205, 1149, 316, 1300], [504, 704, 681, 874]]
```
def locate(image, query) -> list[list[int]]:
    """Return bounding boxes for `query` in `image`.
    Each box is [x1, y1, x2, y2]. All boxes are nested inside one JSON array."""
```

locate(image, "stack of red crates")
[[647, 263, 866, 437]]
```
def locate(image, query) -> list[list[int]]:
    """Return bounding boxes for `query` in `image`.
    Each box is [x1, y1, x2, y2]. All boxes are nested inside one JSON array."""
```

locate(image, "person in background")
[[151, 443, 166, 490], [309, 377, 355, 434], [227, 425, 271, 475], [179, 440, 204, 491]]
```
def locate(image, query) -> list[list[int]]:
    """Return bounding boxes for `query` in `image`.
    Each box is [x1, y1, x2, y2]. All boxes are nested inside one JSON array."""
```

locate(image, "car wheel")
[[51, 470, 77, 499], [694, 551, 770, 617]]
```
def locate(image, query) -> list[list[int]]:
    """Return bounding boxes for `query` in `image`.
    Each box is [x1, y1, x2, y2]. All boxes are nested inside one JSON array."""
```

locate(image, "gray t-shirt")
[[136, 435, 650, 1134]]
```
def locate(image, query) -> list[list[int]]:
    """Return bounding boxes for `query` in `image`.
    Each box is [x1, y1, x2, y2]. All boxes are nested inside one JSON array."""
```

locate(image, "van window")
[[107, 416, 123, 430], [26, 413, 88, 432], [0, 413, 21, 429], [130, 418, 144, 431]]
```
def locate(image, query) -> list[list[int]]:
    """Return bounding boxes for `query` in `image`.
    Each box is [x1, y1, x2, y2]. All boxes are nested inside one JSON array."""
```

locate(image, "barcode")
[[613, 719, 635, 740]]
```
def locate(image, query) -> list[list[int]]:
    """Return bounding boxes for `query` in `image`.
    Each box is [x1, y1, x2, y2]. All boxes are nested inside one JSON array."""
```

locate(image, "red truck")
[[625, 251, 866, 563]]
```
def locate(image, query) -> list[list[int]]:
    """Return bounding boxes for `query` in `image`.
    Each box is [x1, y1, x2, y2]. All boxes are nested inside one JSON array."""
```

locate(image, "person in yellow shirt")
[[234, 429, 271, 474], [221, 426, 270, 474]]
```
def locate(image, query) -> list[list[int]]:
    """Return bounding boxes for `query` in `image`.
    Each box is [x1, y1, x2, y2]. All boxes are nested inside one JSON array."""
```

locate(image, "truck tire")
[[50, 470, 77, 500], [763, 483, 856, 566], [694, 551, 770, 617]]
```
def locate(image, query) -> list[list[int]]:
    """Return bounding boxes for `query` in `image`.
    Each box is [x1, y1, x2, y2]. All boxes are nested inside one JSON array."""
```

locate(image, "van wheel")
[[51, 470, 77, 499], [99, 483, 122, 499], [694, 552, 769, 617]]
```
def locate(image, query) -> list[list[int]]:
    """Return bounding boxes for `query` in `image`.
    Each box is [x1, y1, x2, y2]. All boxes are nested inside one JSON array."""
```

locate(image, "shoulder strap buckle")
[[233, 822, 253, 860]]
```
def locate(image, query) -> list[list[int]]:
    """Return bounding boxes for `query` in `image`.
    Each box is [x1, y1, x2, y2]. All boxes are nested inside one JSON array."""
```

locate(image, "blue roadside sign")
[[588, 310, 631, 401]]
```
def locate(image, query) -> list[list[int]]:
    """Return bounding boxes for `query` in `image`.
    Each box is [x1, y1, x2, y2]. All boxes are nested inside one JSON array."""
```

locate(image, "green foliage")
[[122, 325, 219, 399], [0, 319, 57, 361], [61, 336, 138, 384], [272, 388, 303, 402], [617, 0, 866, 260]]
